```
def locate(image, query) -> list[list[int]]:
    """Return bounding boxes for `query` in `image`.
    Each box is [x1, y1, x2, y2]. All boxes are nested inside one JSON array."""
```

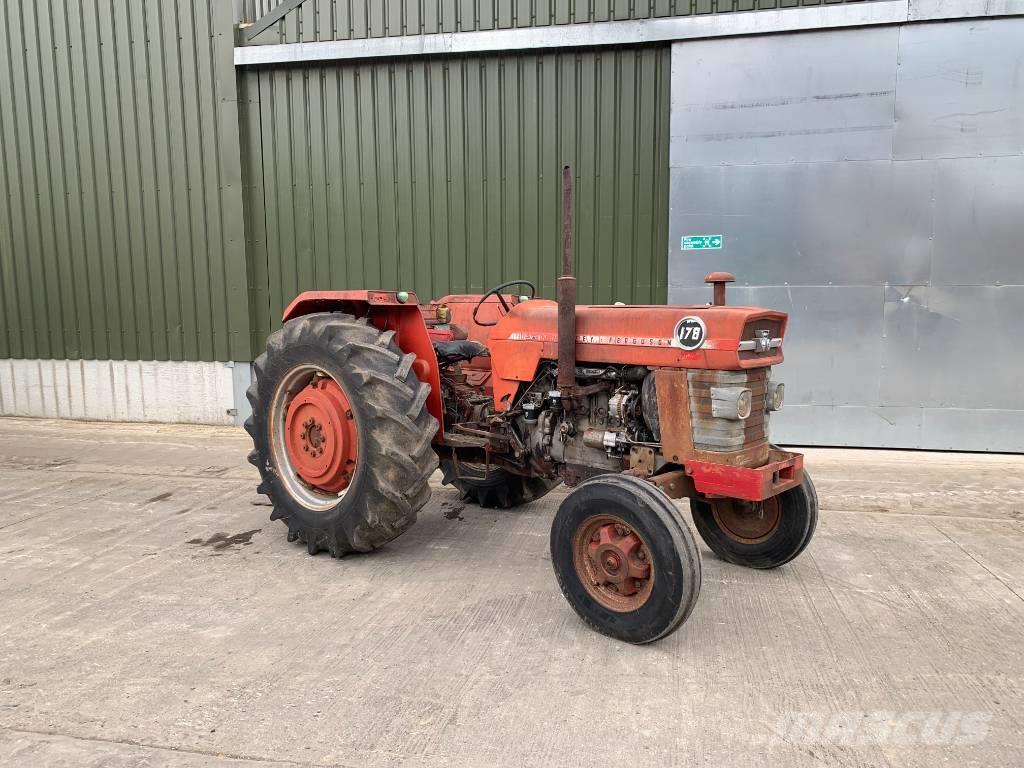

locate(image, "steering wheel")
[[472, 280, 537, 327]]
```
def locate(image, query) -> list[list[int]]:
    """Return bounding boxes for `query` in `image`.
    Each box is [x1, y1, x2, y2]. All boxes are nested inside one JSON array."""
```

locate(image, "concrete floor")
[[0, 418, 1021, 767]]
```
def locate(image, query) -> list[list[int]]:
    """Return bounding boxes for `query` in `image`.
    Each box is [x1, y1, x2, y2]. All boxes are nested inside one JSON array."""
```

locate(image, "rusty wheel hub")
[[573, 515, 654, 612], [283, 376, 357, 494], [711, 496, 781, 544]]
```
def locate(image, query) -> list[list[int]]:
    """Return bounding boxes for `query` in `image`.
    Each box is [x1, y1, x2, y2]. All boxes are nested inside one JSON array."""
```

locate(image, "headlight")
[[711, 387, 752, 420], [767, 381, 785, 411], [736, 389, 752, 419]]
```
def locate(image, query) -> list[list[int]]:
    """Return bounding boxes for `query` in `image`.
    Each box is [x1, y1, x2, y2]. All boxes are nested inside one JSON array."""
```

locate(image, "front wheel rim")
[[572, 514, 655, 612], [711, 496, 781, 544], [270, 365, 358, 511]]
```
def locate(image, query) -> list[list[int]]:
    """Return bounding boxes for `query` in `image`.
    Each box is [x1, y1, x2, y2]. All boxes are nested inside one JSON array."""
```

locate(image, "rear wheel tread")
[[395, 352, 415, 381], [248, 312, 438, 556], [405, 383, 431, 421]]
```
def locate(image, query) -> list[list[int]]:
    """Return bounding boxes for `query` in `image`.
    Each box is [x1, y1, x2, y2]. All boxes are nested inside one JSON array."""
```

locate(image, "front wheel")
[[690, 472, 818, 569], [550, 474, 702, 644]]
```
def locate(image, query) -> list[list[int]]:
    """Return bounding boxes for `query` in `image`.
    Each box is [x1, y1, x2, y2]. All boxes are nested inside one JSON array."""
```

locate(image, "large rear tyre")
[[245, 312, 438, 556], [689, 472, 818, 569], [550, 474, 702, 644], [440, 460, 560, 509]]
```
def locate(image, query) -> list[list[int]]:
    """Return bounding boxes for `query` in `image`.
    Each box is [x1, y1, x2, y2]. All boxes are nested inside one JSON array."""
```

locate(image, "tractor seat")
[[432, 340, 489, 365]]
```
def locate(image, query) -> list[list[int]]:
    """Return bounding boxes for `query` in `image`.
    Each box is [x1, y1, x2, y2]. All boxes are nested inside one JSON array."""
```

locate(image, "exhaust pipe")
[[557, 165, 576, 412]]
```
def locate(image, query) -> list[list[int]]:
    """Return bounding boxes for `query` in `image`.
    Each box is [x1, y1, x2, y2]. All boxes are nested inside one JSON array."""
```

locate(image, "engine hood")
[[488, 299, 788, 372]]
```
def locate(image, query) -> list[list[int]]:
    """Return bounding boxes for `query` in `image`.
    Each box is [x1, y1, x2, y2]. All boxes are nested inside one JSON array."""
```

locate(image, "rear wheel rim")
[[572, 514, 654, 612], [271, 365, 358, 511], [711, 496, 781, 544]]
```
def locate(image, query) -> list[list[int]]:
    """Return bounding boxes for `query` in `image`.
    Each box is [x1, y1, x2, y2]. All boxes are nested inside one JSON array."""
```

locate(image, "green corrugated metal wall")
[[239, 46, 671, 351], [242, 0, 870, 42], [0, 1, 871, 362], [0, 0, 248, 362]]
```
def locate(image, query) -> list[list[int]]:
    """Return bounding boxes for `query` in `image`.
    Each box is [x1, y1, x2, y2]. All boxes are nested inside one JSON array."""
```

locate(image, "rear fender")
[[282, 291, 443, 439]]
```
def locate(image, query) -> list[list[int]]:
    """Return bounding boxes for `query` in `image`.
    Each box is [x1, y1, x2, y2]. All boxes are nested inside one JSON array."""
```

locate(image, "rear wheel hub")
[[284, 376, 357, 494]]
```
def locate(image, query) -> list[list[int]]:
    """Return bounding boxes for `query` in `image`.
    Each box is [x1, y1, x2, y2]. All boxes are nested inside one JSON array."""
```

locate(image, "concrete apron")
[[0, 417, 1020, 767]]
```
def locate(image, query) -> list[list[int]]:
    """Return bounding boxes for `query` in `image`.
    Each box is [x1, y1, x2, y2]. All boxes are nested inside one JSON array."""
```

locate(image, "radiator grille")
[[687, 368, 770, 466]]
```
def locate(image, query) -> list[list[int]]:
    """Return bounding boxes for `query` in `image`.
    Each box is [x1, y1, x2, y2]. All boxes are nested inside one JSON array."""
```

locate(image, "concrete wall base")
[[0, 359, 252, 426]]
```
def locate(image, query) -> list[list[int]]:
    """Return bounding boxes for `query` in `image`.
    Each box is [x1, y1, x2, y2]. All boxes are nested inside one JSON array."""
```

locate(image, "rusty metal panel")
[[893, 18, 1024, 160], [654, 368, 696, 462], [241, 46, 671, 346], [0, 0, 249, 362], [670, 27, 898, 167]]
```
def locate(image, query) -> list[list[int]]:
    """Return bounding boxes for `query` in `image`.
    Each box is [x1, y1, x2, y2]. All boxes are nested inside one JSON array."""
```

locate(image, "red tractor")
[[245, 168, 816, 644]]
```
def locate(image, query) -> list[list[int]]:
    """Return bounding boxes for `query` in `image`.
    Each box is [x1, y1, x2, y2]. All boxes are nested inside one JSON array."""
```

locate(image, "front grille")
[[687, 368, 770, 466], [739, 318, 784, 362]]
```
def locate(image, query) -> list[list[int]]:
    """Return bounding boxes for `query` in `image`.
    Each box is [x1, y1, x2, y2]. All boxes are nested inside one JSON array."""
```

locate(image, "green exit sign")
[[681, 235, 723, 250]]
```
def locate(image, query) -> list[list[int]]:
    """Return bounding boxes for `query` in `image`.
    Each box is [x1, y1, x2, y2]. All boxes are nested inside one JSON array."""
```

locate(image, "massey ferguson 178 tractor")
[[245, 167, 817, 644]]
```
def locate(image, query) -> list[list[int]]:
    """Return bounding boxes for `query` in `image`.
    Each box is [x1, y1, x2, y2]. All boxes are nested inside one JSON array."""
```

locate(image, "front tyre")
[[245, 312, 438, 556], [690, 472, 818, 569], [550, 474, 702, 644]]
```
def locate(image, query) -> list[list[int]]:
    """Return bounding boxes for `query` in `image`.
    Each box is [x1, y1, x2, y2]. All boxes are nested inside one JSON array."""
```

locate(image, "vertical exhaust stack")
[[557, 165, 577, 412]]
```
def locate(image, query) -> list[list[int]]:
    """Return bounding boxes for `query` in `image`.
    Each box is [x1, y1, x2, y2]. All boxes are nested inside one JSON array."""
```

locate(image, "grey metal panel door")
[[668, 19, 1024, 452]]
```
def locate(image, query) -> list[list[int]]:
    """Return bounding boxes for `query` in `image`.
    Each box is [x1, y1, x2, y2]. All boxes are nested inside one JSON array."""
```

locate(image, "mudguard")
[[282, 291, 444, 438]]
